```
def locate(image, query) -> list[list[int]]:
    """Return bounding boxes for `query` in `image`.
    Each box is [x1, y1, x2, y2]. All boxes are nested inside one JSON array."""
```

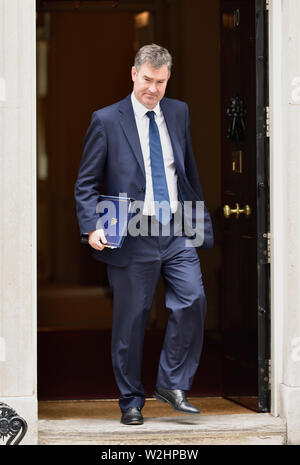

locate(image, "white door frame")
[[269, 0, 284, 417], [269, 2, 300, 445]]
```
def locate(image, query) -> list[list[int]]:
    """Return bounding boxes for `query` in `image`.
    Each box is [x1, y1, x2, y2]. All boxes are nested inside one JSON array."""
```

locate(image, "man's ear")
[[131, 66, 137, 82]]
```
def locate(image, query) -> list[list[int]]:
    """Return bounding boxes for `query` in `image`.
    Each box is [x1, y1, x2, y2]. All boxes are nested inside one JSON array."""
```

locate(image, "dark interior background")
[[36, 0, 222, 400]]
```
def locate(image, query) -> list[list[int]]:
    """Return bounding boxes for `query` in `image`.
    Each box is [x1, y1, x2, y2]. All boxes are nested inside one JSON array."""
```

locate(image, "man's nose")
[[149, 83, 157, 93]]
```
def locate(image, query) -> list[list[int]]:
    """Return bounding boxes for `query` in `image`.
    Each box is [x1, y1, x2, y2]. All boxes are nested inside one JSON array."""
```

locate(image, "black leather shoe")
[[120, 407, 143, 425], [153, 387, 200, 414]]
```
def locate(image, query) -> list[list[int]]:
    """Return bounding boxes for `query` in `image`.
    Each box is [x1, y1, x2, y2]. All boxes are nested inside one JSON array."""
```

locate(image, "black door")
[[220, 0, 270, 412]]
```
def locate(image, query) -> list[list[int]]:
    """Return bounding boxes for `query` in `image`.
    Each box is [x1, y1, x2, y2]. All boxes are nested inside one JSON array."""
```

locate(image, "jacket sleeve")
[[184, 103, 205, 200], [74, 112, 107, 235]]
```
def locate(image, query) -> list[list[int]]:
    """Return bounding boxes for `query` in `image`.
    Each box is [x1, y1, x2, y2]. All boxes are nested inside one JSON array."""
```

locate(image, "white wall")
[[0, 0, 37, 444], [270, 0, 300, 445]]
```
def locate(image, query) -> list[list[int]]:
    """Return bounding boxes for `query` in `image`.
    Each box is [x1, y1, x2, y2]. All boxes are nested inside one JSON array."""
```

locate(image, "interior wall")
[[176, 0, 222, 331], [40, 11, 135, 287]]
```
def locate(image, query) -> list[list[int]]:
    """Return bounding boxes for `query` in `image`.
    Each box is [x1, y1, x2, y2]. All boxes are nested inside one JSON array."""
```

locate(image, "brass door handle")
[[223, 203, 251, 219]]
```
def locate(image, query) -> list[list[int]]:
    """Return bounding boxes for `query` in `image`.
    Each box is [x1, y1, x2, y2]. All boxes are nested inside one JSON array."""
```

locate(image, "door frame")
[[256, 0, 271, 413], [268, 0, 284, 417], [34, 0, 282, 415]]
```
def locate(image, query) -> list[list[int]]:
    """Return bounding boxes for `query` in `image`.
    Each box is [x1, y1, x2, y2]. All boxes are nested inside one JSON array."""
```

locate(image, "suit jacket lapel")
[[118, 95, 146, 179]]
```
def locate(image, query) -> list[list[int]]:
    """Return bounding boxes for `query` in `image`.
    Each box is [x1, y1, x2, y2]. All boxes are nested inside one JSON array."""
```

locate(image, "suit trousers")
[[106, 215, 207, 411]]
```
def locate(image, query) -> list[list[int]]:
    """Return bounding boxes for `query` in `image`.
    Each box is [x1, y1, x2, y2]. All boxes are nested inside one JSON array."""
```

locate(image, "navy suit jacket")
[[74, 94, 214, 266]]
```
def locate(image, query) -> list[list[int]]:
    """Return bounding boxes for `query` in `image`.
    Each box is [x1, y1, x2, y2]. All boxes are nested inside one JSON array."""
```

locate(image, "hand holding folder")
[[85, 228, 111, 250]]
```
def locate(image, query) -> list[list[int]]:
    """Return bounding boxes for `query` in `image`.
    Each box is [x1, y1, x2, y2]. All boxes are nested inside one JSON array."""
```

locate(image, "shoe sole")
[[153, 392, 200, 415], [121, 420, 144, 425]]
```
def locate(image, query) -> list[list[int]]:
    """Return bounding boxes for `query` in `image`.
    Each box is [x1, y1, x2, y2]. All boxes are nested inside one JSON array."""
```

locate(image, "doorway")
[[36, 0, 270, 412]]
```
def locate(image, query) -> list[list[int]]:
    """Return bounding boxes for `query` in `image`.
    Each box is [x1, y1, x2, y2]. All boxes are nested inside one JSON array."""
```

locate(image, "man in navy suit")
[[75, 44, 213, 425]]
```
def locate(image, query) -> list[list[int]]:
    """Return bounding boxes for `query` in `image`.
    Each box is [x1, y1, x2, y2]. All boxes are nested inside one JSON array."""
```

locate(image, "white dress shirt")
[[131, 92, 178, 216]]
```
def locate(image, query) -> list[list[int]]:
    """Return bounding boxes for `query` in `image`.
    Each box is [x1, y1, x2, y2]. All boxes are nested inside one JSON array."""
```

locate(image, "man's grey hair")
[[134, 44, 172, 74]]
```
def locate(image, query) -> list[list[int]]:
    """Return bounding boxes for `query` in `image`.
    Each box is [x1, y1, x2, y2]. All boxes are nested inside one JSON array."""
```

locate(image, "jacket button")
[[141, 187, 145, 192]]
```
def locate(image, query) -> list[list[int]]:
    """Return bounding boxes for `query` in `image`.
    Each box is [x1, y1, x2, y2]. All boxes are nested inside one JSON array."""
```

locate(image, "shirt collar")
[[131, 91, 160, 118]]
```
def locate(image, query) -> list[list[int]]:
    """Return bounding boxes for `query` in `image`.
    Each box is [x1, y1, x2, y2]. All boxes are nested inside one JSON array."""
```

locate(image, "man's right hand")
[[88, 229, 107, 251]]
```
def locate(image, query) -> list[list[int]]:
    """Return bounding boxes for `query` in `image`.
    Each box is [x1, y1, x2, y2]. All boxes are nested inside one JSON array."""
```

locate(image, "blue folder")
[[81, 195, 135, 248]]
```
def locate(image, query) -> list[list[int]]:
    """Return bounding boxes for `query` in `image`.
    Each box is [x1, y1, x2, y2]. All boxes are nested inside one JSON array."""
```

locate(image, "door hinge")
[[266, 0, 270, 11], [260, 359, 271, 389], [267, 359, 271, 389], [265, 106, 270, 137], [259, 358, 271, 411], [263, 232, 271, 263]]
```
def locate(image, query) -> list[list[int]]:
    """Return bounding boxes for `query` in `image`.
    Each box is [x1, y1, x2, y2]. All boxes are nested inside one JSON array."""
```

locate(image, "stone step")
[[38, 413, 286, 445]]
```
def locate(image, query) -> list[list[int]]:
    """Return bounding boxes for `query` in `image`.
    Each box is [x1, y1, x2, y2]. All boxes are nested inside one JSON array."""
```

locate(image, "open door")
[[220, 0, 270, 412]]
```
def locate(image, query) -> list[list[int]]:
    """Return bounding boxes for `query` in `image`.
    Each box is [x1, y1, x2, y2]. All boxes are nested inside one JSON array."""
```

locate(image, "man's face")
[[131, 62, 170, 109]]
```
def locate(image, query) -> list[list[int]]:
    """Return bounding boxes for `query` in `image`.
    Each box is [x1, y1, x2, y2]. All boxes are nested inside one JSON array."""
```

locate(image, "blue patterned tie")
[[146, 110, 172, 225]]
